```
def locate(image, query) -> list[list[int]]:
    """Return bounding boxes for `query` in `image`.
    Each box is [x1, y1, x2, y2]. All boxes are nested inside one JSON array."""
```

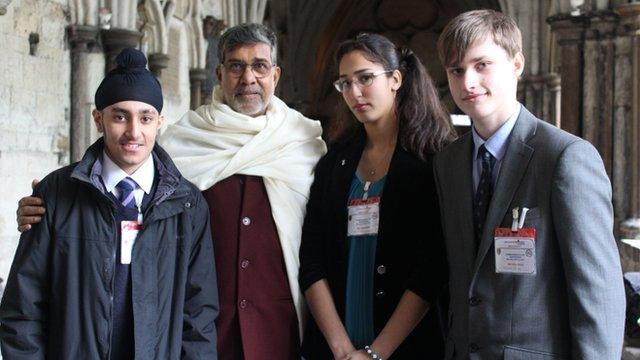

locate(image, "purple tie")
[[115, 177, 137, 208]]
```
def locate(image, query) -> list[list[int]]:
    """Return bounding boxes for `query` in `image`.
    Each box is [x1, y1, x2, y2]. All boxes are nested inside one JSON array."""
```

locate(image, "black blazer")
[[299, 132, 448, 359]]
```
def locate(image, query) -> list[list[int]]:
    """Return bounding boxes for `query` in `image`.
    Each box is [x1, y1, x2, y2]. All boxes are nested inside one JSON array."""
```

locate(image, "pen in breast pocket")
[[511, 207, 519, 232], [518, 207, 530, 229]]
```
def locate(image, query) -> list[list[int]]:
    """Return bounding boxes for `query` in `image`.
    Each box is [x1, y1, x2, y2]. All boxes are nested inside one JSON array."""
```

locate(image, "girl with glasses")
[[299, 33, 456, 359]]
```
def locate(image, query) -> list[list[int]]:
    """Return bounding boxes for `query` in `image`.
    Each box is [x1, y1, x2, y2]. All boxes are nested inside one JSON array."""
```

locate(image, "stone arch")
[[105, 0, 138, 30], [69, 0, 99, 26], [139, 0, 169, 55], [277, 0, 501, 125], [221, 0, 267, 27], [185, 0, 206, 69]]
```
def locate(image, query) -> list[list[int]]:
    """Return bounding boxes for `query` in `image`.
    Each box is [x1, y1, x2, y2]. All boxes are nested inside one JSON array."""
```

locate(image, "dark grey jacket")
[[0, 139, 219, 360]]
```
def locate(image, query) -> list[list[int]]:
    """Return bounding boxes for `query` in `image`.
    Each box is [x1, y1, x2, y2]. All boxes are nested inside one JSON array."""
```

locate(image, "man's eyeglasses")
[[221, 61, 275, 78], [333, 70, 393, 93]]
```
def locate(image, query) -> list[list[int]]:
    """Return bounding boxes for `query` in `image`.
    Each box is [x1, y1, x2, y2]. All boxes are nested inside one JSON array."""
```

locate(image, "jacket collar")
[[71, 138, 184, 206]]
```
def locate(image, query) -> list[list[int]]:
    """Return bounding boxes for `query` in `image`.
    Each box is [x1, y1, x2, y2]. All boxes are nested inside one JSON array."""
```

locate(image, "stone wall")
[[0, 0, 71, 291]]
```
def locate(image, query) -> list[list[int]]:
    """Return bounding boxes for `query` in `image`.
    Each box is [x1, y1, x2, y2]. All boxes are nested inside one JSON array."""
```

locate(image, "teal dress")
[[344, 174, 386, 349]]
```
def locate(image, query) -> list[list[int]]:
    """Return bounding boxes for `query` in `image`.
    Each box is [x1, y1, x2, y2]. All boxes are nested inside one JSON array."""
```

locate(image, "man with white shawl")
[[159, 23, 326, 359]]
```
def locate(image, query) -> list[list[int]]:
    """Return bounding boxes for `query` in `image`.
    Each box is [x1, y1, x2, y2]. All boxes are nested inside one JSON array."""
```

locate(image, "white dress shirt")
[[100, 152, 155, 209]]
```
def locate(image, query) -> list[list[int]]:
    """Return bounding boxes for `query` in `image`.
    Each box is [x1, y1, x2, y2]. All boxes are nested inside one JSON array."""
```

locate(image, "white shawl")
[[159, 86, 327, 338]]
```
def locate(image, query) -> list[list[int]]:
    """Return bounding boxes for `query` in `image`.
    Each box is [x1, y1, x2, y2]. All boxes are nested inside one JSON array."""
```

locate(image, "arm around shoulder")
[[550, 139, 625, 359]]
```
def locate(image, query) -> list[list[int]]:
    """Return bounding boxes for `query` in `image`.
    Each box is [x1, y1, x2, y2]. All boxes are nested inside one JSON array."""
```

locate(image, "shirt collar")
[[100, 152, 155, 194], [472, 103, 521, 161]]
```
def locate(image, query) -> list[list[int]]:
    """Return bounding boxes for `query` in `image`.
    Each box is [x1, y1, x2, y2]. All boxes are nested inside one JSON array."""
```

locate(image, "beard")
[[229, 86, 268, 116]]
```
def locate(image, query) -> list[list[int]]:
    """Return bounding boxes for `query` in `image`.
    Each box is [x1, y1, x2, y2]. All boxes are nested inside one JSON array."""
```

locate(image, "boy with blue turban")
[[0, 48, 219, 359]]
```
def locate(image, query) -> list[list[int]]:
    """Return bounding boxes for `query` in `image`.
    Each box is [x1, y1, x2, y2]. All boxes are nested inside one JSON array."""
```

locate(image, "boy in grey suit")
[[434, 9, 625, 360]]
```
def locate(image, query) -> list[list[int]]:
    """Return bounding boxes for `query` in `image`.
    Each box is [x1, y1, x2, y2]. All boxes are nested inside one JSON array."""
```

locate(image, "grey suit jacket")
[[434, 106, 625, 360]]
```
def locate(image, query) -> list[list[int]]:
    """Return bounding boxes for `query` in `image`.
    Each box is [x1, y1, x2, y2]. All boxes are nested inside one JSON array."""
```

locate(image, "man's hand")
[[16, 179, 45, 232]]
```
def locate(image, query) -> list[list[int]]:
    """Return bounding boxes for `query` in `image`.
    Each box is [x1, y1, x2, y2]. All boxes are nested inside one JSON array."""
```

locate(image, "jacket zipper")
[[107, 210, 117, 360]]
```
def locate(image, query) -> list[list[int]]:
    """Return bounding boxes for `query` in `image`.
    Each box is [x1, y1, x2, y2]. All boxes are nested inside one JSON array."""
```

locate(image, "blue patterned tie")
[[473, 145, 495, 251], [115, 177, 137, 209]]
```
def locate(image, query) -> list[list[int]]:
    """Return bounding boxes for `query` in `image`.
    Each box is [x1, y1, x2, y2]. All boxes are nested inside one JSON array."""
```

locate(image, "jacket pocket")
[[504, 346, 567, 360]]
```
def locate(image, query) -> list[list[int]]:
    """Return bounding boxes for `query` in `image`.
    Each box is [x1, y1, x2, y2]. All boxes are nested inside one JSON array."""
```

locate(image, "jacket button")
[[241, 216, 251, 226], [239, 299, 247, 309], [184, 202, 191, 208], [375, 291, 385, 298], [376, 265, 386, 275], [469, 343, 479, 353], [241, 259, 250, 269], [469, 296, 481, 306]]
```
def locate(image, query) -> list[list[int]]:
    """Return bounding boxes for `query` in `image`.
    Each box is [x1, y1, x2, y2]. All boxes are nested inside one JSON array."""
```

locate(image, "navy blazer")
[[299, 131, 448, 359]]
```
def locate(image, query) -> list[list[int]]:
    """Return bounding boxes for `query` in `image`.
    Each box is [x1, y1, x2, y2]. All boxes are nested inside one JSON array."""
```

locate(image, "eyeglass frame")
[[333, 70, 394, 93], [220, 60, 277, 78]]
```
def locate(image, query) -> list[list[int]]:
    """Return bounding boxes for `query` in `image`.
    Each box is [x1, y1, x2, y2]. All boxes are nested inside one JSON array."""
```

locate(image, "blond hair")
[[437, 9, 522, 67]]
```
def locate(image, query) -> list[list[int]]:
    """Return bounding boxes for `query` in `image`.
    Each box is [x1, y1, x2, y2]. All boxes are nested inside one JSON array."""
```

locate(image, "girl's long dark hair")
[[332, 33, 456, 159]]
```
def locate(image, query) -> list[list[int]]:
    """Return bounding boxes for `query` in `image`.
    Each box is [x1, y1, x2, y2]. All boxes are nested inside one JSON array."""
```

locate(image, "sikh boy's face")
[[445, 36, 524, 126], [92, 101, 164, 175]]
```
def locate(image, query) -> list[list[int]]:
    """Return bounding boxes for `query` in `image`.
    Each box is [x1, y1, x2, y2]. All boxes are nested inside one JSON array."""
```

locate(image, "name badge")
[[494, 227, 536, 275], [347, 197, 380, 236], [121, 221, 141, 265]]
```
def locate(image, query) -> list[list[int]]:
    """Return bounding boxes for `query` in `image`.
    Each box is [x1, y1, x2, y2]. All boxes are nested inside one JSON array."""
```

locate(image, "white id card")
[[347, 197, 380, 236], [121, 221, 141, 265], [494, 228, 536, 275]]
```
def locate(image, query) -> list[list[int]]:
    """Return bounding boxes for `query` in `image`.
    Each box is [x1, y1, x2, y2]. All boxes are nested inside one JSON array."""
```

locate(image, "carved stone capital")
[[189, 68, 209, 110], [585, 10, 619, 40], [148, 53, 170, 78], [189, 68, 208, 83], [616, 2, 640, 35], [67, 25, 101, 53], [519, 73, 561, 91], [101, 28, 143, 72], [621, 218, 640, 239], [0, 0, 12, 15], [548, 10, 619, 42], [547, 14, 590, 44]]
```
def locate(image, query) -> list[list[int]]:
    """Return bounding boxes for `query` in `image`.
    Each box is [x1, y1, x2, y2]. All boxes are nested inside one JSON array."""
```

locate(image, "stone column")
[[518, 72, 561, 126], [549, 10, 633, 236], [148, 53, 170, 78], [581, 11, 618, 174], [547, 14, 589, 136], [548, 11, 618, 169], [189, 69, 208, 110], [616, 2, 640, 246], [101, 28, 143, 72], [67, 25, 104, 162]]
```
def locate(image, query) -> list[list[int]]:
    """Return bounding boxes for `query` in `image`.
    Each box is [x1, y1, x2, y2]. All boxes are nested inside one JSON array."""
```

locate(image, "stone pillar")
[[101, 28, 143, 72], [189, 69, 208, 110], [549, 10, 635, 236], [148, 53, 170, 78], [518, 72, 561, 126], [544, 73, 562, 128], [616, 2, 640, 246], [203, 16, 225, 105], [547, 14, 588, 136], [581, 12, 618, 174], [67, 25, 103, 162], [548, 11, 618, 169]]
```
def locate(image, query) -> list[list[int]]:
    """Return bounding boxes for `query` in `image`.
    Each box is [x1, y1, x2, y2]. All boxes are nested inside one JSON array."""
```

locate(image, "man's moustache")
[[235, 87, 263, 96]]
